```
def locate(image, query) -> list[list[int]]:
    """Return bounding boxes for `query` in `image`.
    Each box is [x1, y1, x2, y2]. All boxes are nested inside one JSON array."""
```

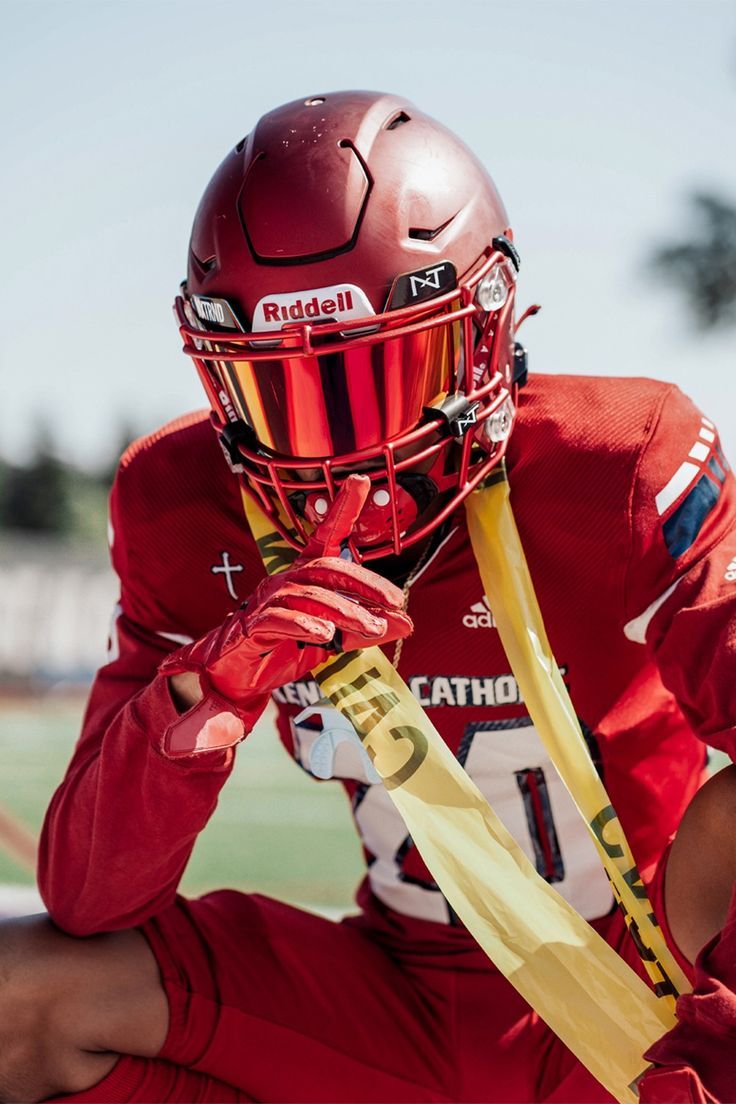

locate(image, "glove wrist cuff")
[[162, 687, 246, 759]]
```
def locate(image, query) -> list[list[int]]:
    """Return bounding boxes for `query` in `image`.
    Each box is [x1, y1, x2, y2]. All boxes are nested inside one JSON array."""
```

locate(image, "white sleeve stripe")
[[655, 461, 700, 516], [623, 578, 682, 645], [689, 441, 710, 462], [156, 630, 195, 646]]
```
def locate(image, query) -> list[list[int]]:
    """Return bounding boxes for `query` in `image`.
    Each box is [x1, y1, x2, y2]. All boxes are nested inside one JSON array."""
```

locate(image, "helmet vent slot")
[[385, 111, 411, 130], [235, 136, 246, 153], [408, 215, 456, 242], [190, 249, 217, 276]]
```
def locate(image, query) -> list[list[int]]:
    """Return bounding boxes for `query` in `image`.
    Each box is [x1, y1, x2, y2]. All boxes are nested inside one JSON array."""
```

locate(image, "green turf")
[[0, 700, 365, 909]]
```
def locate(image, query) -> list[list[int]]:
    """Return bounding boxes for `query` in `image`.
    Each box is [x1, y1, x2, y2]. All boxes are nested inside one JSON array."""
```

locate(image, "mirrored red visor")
[[210, 320, 461, 458]]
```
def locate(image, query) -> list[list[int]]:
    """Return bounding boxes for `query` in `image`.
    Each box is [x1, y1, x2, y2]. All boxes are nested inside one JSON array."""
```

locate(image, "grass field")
[[0, 697, 365, 911]]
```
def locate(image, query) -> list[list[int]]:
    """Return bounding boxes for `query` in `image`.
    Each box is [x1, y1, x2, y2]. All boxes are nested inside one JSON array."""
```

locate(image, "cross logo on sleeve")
[[211, 551, 244, 600]]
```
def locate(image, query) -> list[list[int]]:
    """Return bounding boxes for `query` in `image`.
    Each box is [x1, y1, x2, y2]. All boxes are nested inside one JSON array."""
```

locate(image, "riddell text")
[[262, 290, 354, 322]]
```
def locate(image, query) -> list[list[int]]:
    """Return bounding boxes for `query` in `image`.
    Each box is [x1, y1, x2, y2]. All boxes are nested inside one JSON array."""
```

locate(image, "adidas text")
[[463, 595, 496, 629]]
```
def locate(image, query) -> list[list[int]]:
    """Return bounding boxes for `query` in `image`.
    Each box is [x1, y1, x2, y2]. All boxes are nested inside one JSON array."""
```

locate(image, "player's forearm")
[[38, 674, 233, 936]]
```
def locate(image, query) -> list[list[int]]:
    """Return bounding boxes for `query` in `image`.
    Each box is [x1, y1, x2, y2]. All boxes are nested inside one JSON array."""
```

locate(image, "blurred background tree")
[[0, 421, 138, 541], [650, 192, 736, 330], [94, 422, 139, 490], [0, 426, 72, 534]]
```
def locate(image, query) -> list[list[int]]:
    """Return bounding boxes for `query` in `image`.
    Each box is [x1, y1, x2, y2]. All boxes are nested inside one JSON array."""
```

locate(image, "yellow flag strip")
[[241, 486, 673, 1103], [465, 469, 691, 1003]]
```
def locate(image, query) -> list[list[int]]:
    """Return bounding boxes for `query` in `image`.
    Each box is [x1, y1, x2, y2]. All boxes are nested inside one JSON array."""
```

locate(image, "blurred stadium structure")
[[0, 534, 116, 913], [0, 536, 115, 688]]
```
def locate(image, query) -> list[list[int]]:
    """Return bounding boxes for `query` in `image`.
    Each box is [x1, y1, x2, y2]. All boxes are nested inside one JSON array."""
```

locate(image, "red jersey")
[[38, 374, 736, 938]]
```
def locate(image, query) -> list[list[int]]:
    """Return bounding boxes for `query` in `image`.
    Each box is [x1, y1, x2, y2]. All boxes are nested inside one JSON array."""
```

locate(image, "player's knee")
[[0, 914, 116, 1102]]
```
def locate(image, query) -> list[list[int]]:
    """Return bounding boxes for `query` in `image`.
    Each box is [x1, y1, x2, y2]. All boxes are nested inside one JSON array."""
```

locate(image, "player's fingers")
[[254, 605, 412, 654], [339, 608, 414, 650], [301, 474, 371, 559], [250, 598, 412, 653], [247, 606, 336, 649], [288, 557, 405, 610], [259, 582, 389, 638]]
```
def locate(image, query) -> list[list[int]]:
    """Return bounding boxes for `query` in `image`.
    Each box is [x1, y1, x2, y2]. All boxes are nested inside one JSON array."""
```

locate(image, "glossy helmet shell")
[[176, 90, 520, 560]]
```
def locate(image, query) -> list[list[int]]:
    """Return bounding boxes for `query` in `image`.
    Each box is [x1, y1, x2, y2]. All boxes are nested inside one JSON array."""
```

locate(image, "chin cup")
[[303, 481, 422, 546]]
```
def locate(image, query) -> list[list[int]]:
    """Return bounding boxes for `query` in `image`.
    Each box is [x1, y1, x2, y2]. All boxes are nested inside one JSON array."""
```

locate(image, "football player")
[[1, 90, 736, 1104]]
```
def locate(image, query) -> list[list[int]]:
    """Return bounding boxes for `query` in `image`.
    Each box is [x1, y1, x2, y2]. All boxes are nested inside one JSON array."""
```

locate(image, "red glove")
[[159, 475, 412, 757]]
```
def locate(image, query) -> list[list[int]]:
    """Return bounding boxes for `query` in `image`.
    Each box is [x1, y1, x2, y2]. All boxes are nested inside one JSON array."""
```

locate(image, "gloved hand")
[[159, 474, 413, 758]]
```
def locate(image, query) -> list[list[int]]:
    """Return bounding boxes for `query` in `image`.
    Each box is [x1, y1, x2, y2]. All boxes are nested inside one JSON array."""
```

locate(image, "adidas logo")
[[462, 595, 496, 629]]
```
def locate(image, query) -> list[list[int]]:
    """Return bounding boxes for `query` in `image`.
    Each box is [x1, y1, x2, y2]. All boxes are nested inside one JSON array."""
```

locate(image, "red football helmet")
[[175, 90, 526, 561]]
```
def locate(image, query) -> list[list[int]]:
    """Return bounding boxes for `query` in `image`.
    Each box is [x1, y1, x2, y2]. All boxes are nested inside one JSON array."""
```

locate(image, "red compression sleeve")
[[38, 612, 235, 935]]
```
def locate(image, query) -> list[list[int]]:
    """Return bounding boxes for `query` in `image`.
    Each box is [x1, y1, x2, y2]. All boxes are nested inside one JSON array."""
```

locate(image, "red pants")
[[50, 862, 688, 1104]]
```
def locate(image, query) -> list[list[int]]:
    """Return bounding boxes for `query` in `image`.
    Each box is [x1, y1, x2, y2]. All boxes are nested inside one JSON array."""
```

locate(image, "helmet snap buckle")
[[430, 394, 482, 439]]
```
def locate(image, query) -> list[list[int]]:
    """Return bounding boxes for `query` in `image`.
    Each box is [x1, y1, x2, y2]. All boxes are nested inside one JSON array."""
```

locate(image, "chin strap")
[[242, 478, 680, 1104]]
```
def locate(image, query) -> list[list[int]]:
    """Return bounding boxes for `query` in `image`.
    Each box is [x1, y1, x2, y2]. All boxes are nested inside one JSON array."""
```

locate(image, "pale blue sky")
[[1, 0, 735, 467]]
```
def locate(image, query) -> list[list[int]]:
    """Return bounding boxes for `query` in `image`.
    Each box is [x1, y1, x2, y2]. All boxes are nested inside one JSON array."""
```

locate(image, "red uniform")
[[41, 373, 736, 1102]]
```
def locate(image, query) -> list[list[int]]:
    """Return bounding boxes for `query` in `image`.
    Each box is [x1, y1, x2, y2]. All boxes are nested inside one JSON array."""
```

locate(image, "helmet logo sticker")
[[217, 389, 239, 425], [191, 295, 243, 331], [252, 284, 375, 331], [386, 260, 457, 310], [409, 264, 450, 297], [454, 403, 480, 436]]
